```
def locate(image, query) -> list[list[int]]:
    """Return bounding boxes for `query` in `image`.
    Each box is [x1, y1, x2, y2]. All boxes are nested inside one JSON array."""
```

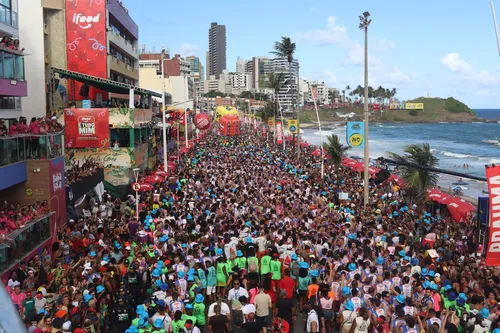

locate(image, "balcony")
[[108, 29, 139, 59], [0, 133, 64, 168], [0, 213, 53, 273], [109, 55, 139, 80]]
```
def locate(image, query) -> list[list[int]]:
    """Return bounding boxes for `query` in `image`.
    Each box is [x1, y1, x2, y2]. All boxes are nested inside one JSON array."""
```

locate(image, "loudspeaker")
[[79, 84, 90, 97]]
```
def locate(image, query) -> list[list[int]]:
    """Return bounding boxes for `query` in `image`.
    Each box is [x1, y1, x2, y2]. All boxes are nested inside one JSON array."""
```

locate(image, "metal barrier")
[[0, 212, 53, 272], [0, 132, 64, 167]]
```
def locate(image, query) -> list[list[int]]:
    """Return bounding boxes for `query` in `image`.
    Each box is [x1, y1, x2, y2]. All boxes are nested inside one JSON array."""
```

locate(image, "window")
[[0, 96, 21, 109], [0, 0, 10, 8]]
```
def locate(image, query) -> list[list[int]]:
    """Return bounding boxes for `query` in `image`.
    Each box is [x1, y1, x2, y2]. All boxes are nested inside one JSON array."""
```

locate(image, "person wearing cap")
[[192, 294, 206, 331], [151, 299, 172, 332], [181, 303, 198, 328], [22, 290, 35, 323], [110, 296, 134, 333]]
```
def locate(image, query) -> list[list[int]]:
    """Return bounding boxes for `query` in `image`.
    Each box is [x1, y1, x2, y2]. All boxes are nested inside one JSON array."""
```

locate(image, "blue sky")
[[125, 0, 500, 108]]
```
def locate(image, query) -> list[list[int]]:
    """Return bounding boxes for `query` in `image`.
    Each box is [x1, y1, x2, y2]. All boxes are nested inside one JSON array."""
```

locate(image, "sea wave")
[[439, 151, 476, 159]]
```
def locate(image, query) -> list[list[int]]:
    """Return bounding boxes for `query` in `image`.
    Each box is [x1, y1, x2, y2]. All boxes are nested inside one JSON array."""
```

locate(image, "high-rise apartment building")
[[208, 22, 226, 77], [236, 57, 247, 73], [185, 56, 204, 80]]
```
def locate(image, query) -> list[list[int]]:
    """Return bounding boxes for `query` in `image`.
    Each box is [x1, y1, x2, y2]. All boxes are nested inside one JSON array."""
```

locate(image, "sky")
[[124, 0, 500, 108]]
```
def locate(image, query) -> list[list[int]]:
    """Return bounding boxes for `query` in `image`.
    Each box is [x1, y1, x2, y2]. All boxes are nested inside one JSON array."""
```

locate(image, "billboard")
[[276, 121, 283, 144], [66, 0, 107, 101], [346, 121, 364, 148], [485, 165, 500, 266], [49, 157, 67, 230], [64, 108, 110, 148], [405, 103, 424, 110]]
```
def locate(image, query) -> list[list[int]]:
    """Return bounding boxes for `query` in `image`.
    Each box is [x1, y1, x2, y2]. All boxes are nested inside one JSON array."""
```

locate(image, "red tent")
[[341, 158, 358, 167], [168, 155, 179, 161], [311, 148, 325, 157], [154, 170, 168, 177], [300, 142, 310, 148], [447, 197, 476, 221], [427, 188, 451, 204]]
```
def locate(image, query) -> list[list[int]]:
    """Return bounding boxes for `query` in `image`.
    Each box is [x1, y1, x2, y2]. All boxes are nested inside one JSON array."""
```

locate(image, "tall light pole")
[[161, 47, 168, 172], [491, 1, 500, 58], [184, 74, 189, 148], [359, 11, 372, 208]]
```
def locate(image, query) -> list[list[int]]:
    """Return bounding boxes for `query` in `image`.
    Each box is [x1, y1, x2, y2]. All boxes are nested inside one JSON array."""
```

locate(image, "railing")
[[0, 213, 53, 273], [0, 7, 17, 28], [0, 50, 25, 81], [0, 132, 64, 167]]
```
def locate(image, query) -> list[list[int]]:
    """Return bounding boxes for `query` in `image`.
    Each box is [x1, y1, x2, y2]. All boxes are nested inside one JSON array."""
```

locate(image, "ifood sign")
[[65, 0, 107, 101], [72, 13, 101, 29]]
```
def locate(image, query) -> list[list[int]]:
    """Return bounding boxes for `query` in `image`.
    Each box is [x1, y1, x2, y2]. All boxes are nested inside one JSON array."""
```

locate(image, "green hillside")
[[298, 97, 478, 124]]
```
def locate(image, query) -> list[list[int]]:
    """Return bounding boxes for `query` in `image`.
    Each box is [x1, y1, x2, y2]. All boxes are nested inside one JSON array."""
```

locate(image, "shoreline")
[[299, 118, 498, 129]]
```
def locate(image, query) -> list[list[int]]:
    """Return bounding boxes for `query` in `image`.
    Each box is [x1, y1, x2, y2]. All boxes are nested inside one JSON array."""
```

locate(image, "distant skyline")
[[125, 0, 500, 108]]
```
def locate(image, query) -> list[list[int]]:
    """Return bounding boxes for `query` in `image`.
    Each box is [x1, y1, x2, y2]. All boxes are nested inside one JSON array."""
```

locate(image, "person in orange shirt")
[[307, 277, 319, 299]]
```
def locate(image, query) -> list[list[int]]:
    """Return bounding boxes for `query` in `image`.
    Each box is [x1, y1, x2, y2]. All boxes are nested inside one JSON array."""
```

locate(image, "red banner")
[[65, 0, 107, 101], [64, 108, 110, 148], [486, 165, 500, 266], [276, 121, 283, 144]]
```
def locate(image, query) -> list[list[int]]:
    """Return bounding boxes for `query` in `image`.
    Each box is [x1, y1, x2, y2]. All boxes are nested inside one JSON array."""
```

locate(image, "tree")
[[391, 88, 397, 100], [345, 85, 351, 104], [323, 134, 349, 166], [341, 90, 346, 102], [388, 143, 439, 203], [203, 91, 225, 98], [368, 86, 374, 104]]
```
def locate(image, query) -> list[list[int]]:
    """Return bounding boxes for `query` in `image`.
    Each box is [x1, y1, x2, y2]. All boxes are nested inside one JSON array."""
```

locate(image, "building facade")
[[185, 56, 204, 80], [301, 79, 329, 104], [208, 22, 226, 78], [0, 0, 27, 121], [201, 75, 226, 94], [236, 57, 247, 74]]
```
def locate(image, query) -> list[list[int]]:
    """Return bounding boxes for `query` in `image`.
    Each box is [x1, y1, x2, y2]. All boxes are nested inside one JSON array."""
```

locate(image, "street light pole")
[[161, 48, 168, 173], [184, 75, 189, 148], [360, 12, 372, 208]]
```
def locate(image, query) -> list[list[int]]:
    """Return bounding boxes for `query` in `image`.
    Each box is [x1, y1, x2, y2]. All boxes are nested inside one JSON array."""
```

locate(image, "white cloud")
[[441, 53, 500, 88], [373, 38, 397, 52], [296, 16, 381, 67], [440, 53, 472, 73], [178, 43, 199, 57]]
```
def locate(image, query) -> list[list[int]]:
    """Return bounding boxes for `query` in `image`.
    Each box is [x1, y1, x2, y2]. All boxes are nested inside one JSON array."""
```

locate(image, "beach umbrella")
[[167, 161, 177, 171], [300, 142, 310, 148], [285, 136, 294, 142], [427, 188, 451, 204], [447, 197, 476, 218], [145, 175, 165, 184], [311, 148, 325, 157]]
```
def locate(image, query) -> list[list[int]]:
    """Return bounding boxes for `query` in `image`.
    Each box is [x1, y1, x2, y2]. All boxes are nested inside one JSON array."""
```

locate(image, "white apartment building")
[[229, 72, 252, 95], [201, 75, 226, 94], [302, 79, 329, 104], [236, 57, 248, 73]]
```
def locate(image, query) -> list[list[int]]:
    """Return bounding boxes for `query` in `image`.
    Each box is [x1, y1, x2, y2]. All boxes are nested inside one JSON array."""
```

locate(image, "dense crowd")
[[0, 36, 24, 53], [0, 200, 50, 235], [66, 159, 104, 185], [0, 116, 63, 137], [3, 125, 498, 333]]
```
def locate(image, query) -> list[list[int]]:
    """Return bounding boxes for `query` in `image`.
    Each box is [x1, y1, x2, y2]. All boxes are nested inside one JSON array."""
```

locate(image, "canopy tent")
[[427, 188, 476, 222], [51, 67, 162, 98]]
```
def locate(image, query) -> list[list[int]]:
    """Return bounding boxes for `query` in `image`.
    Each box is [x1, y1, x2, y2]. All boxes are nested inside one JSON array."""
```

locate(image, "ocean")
[[301, 109, 500, 198]]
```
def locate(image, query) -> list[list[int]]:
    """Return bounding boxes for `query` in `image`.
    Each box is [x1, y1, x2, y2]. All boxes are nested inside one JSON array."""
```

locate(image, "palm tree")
[[341, 90, 345, 103], [388, 143, 439, 203], [345, 85, 351, 105], [264, 72, 288, 143], [391, 88, 397, 100], [323, 134, 349, 166], [368, 86, 374, 104], [385, 88, 391, 106], [271, 36, 297, 151]]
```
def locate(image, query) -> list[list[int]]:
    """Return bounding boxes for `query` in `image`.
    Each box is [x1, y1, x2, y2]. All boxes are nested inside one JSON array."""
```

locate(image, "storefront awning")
[[51, 67, 162, 98]]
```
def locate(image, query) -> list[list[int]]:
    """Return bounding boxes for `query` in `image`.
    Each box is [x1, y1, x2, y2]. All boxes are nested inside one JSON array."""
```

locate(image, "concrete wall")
[[18, 0, 46, 120]]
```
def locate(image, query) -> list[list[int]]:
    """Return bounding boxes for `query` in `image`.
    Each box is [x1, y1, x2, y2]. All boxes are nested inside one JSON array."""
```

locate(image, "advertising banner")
[[288, 119, 298, 134], [405, 103, 424, 110], [276, 121, 283, 144], [486, 165, 500, 266], [64, 108, 110, 148], [390, 103, 398, 110], [346, 121, 364, 148], [66, 0, 107, 101], [49, 157, 67, 229], [268, 117, 275, 131]]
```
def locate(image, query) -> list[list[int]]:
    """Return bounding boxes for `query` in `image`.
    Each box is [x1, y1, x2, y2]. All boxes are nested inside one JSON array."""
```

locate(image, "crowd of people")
[[0, 200, 50, 235], [0, 36, 25, 53], [3, 124, 498, 333], [66, 159, 104, 186]]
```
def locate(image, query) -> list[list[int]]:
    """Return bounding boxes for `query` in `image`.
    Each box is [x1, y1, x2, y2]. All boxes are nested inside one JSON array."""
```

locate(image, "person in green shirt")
[[181, 304, 198, 326], [236, 250, 247, 270], [193, 294, 207, 331], [215, 257, 228, 298], [22, 291, 35, 321], [152, 318, 165, 333], [171, 310, 186, 333], [270, 254, 282, 280], [260, 252, 271, 276], [187, 276, 199, 300]]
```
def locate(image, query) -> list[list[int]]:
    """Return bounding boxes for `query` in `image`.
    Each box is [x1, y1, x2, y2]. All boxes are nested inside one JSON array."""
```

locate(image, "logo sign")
[[405, 103, 424, 110], [132, 183, 141, 192], [64, 108, 110, 148], [288, 119, 298, 134], [25, 188, 33, 196], [72, 13, 101, 30], [346, 121, 364, 148], [65, 0, 107, 101], [485, 165, 500, 266], [53, 172, 63, 192], [268, 118, 275, 128]]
